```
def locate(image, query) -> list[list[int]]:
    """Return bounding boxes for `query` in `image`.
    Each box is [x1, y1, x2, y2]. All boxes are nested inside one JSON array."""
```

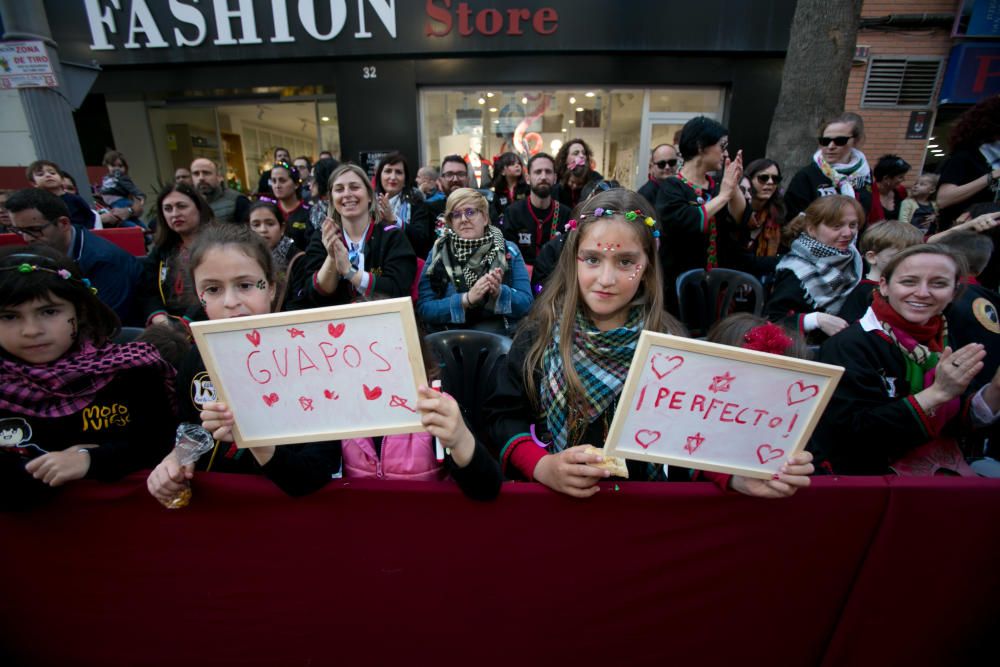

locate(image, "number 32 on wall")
[[362, 66, 377, 80]]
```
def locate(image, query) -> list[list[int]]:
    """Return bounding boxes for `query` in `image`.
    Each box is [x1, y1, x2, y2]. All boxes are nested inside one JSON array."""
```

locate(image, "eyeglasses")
[[441, 171, 467, 181], [755, 174, 782, 185], [13, 221, 55, 239], [654, 159, 679, 169], [818, 135, 853, 147], [448, 208, 480, 222]]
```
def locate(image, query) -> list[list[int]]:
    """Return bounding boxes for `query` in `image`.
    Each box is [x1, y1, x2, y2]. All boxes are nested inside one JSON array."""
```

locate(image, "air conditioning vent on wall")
[[861, 57, 943, 108]]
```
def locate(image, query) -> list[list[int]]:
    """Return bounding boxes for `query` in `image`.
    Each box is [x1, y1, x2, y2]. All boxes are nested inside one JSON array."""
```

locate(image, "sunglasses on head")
[[818, 135, 852, 147], [654, 159, 679, 169], [755, 173, 782, 185]]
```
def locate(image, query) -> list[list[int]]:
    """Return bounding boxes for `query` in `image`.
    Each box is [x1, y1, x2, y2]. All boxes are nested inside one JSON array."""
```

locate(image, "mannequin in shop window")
[[465, 136, 492, 190]]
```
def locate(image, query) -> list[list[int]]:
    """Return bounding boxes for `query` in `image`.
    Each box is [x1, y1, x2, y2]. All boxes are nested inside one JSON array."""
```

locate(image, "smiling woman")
[[810, 244, 1000, 475]]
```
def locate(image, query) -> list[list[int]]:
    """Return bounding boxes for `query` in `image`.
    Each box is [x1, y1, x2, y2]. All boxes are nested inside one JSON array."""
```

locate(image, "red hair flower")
[[743, 322, 793, 356]]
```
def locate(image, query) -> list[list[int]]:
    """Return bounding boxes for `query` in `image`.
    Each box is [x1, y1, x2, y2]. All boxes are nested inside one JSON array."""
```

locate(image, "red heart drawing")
[[262, 392, 279, 407], [323, 389, 339, 400], [786, 381, 819, 406], [363, 384, 382, 401], [245, 330, 261, 347], [756, 444, 785, 464], [650, 354, 684, 380], [634, 429, 662, 449], [328, 322, 345, 338]]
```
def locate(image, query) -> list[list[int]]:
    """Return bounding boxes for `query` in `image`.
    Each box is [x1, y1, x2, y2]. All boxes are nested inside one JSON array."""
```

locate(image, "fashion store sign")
[[75, 0, 557, 54], [51, 0, 794, 65]]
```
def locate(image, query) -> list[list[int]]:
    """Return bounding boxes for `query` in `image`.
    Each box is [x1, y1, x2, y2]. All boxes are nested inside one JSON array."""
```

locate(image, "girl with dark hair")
[[811, 244, 1000, 475], [484, 188, 812, 498], [270, 161, 312, 252], [146, 224, 499, 502], [553, 138, 615, 209], [248, 201, 301, 307], [142, 182, 214, 326], [489, 151, 528, 223], [0, 245, 176, 509], [738, 158, 787, 275], [707, 313, 810, 359], [374, 152, 432, 257], [765, 195, 864, 341], [655, 116, 745, 313], [785, 113, 873, 220], [871, 154, 911, 223], [937, 96, 1000, 229], [285, 164, 417, 311]]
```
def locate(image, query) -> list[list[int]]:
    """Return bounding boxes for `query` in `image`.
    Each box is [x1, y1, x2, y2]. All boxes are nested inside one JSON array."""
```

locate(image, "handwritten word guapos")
[[81, 403, 130, 431], [246, 340, 393, 384]]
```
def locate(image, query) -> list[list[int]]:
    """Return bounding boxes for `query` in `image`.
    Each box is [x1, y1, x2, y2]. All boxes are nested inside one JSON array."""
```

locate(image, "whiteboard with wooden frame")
[[604, 332, 844, 479], [189, 298, 428, 449]]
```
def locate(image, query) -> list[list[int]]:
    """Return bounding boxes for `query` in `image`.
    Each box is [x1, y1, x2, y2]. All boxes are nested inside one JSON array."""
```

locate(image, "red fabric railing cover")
[[1, 475, 998, 667]]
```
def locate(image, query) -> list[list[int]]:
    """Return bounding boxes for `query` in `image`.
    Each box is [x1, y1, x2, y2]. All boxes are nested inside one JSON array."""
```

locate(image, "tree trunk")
[[766, 0, 864, 173]]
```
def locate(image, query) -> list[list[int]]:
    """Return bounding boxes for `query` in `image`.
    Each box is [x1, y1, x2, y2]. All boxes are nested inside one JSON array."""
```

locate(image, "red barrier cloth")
[[1, 475, 997, 666]]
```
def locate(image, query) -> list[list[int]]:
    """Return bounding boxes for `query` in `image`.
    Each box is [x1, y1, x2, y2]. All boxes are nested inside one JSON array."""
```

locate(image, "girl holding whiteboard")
[[483, 189, 814, 498], [146, 225, 500, 505]]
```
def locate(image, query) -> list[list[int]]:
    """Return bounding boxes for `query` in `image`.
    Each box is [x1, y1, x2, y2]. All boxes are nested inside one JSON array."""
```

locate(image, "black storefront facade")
[[47, 0, 796, 196]]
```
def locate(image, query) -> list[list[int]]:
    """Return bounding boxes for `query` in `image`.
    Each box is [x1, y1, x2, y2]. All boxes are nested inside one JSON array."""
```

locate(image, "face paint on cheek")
[[629, 264, 644, 281], [68, 317, 77, 339], [256, 279, 267, 290], [198, 291, 208, 308]]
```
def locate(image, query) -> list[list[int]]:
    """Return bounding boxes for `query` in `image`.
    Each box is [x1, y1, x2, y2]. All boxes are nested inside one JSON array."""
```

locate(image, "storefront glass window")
[[419, 87, 724, 189]]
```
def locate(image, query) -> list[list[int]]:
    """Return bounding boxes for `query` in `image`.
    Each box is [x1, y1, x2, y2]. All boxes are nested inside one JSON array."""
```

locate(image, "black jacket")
[[785, 162, 873, 220], [498, 198, 572, 265], [284, 221, 417, 311]]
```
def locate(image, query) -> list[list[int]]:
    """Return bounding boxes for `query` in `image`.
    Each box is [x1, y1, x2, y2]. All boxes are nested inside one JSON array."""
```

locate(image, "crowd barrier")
[[2, 474, 998, 666]]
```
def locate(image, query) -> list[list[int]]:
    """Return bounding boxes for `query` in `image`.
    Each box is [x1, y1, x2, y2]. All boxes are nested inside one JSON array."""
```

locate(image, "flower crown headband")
[[0, 254, 97, 294], [564, 207, 660, 239]]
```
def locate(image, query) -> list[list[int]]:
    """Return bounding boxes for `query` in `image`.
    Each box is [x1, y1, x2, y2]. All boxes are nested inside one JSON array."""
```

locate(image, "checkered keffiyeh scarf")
[[0, 340, 176, 418], [541, 307, 643, 452], [777, 235, 862, 315]]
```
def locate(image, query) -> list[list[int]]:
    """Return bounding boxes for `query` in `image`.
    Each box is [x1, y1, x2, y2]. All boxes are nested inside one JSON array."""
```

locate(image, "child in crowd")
[[706, 313, 810, 359], [484, 189, 813, 498], [839, 219, 924, 323], [26, 160, 95, 229], [899, 173, 939, 234], [0, 246, 176, 510], [248, 201, 302, 309], [146, 225, 500, 504]]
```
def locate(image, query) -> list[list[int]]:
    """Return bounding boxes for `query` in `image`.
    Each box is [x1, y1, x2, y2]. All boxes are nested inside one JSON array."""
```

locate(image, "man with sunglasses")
[[5, 189, 142, 325], [785, 114, 873, 221], [638, 144, 680, 206]]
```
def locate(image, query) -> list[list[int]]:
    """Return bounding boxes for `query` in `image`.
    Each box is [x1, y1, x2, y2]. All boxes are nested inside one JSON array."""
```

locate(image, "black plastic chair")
[[676, 268, 765, 337], [424, 330, 512, 436], [113, 326, 145, 344]]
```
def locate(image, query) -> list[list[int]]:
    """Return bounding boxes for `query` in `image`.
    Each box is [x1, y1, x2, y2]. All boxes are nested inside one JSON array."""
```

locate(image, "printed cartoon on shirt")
[[0, 418, 47, 458]]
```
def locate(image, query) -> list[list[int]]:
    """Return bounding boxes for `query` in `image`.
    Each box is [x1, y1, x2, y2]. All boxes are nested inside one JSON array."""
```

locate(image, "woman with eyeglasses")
[[734, 158, 787, 277], [785, 113, 873, 221], [417, 188, 532, 335], [655, 116, 744, 314]]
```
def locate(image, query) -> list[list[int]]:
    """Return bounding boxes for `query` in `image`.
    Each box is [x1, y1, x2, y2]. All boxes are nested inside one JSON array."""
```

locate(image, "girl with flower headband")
[[484, 189, 814, 498], [0, 245, 176, 510], [706, 313, 810, 359]]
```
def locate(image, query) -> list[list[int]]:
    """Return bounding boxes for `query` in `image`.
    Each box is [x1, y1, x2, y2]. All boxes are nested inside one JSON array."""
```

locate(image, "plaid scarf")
[[428, 225, 508, 308], [813, 148, 871, 198], [0, 340, 176, 418], [778, 235, 861, 315], [541, 307, 643, 452]]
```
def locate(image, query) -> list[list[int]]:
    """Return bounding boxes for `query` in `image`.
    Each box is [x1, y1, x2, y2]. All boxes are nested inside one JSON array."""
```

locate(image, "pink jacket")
[[341, 432, 446, 481]]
